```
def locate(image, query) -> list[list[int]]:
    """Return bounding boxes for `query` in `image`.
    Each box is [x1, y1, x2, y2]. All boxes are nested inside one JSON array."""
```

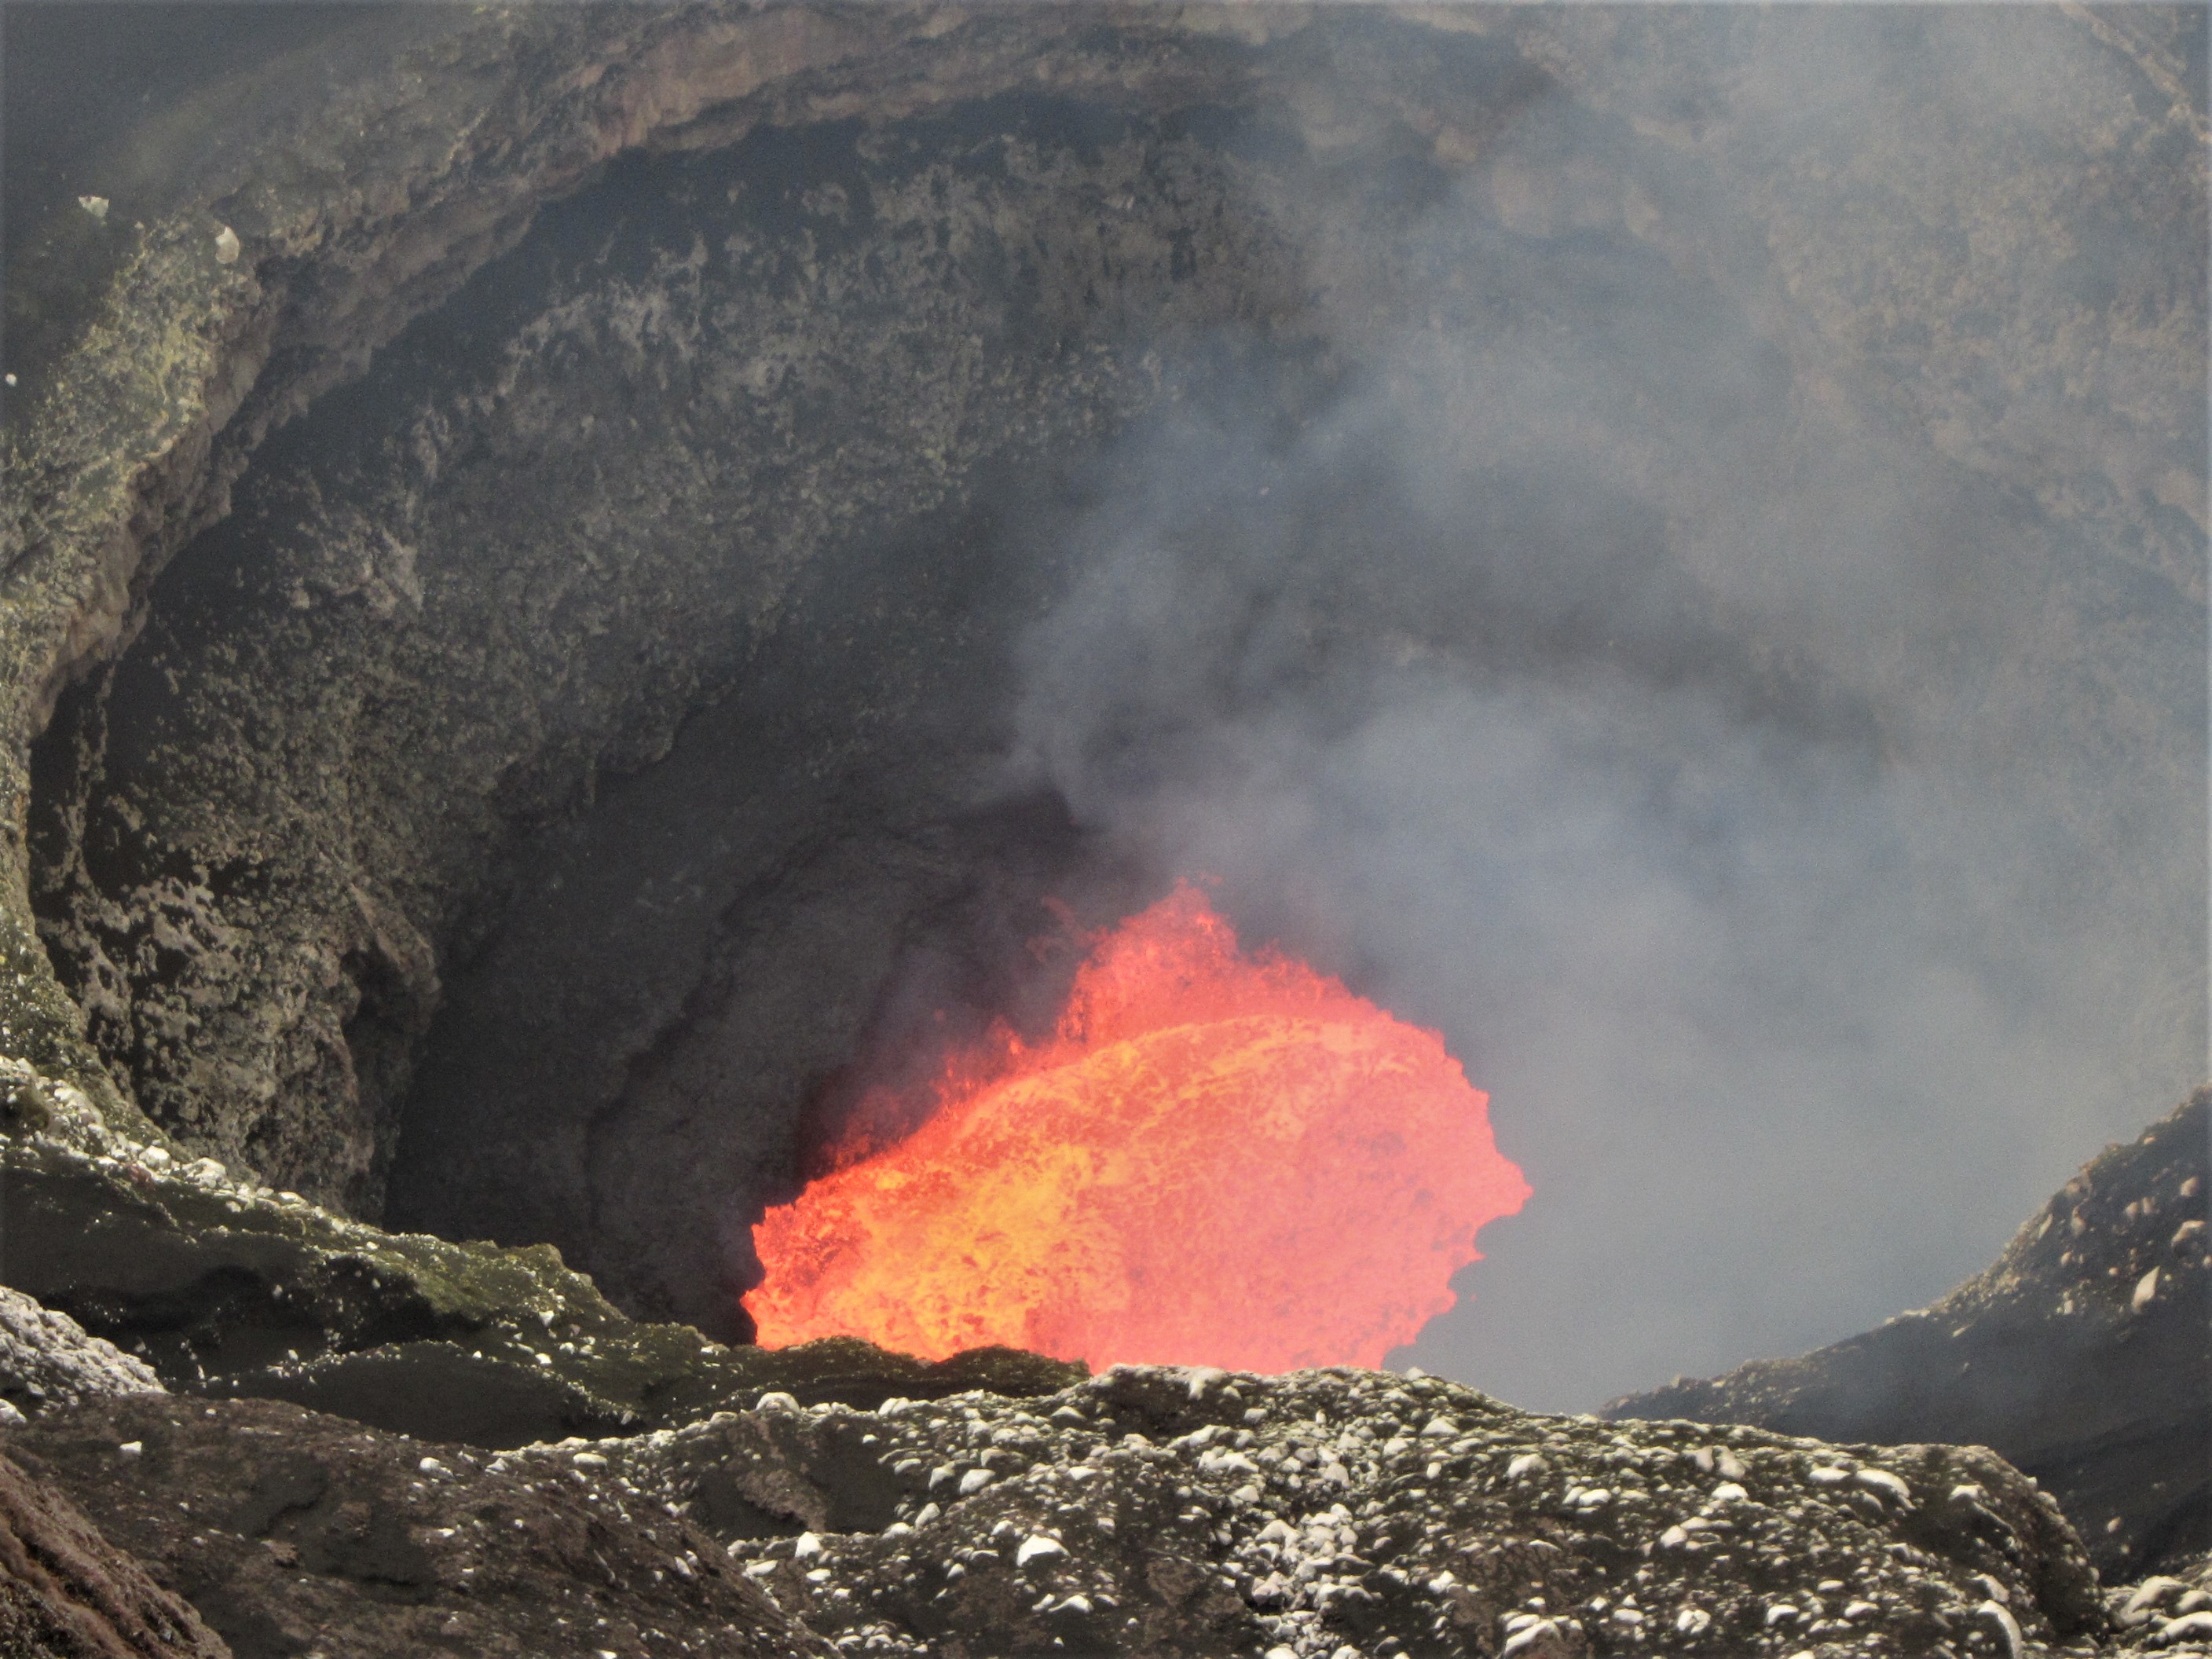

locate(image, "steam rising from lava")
[[747, 884, 1529, 1370]]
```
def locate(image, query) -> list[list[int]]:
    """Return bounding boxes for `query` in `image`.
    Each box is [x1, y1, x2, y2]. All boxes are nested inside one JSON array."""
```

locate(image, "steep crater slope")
[[1610, 1093, 2212, 1583], [25, 92, 1331, 1225], [24, 78, 1523, 1329], [1, 16, 2205, 1651]]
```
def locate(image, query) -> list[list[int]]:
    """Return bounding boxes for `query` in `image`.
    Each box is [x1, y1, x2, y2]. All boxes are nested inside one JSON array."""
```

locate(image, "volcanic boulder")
[[2106, 1554, 2212, 1657], [0, 1285, 163, 1423]]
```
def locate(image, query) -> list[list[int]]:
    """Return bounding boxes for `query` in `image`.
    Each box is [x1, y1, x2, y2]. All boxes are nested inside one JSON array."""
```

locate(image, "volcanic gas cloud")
[[746, 884, 1529, 1371]]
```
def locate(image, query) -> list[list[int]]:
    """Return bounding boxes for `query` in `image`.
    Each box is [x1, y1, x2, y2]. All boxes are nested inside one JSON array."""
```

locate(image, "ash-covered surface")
[[2, 1394, 828, 1659], [1608, 1094, 2211, 1581], [0, 1443, 231, 1659]]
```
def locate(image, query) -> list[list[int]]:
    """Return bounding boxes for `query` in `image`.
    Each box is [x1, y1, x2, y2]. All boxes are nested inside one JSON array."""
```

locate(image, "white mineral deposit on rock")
[[1856, 1467, 1912, 1505], [1981, 1596, 2027, 1659]]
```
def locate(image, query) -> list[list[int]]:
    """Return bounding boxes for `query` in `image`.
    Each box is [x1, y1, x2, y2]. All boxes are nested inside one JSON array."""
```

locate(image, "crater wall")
[[2, 4, 2203, 1401]]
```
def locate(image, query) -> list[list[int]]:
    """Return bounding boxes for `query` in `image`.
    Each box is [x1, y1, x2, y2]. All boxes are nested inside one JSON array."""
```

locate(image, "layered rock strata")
[[0, 1075, 1079, 1448]]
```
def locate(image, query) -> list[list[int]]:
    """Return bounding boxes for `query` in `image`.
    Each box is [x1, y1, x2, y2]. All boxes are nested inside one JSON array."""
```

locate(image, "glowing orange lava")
[[746, 883, 1529, 1371]]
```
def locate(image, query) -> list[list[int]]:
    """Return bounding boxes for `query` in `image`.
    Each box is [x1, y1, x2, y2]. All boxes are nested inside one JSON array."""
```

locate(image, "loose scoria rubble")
[[577, 1361, 2108, 1658], [2107, 1555, 2212, 1659], [7, 1347, 2205, 1657], [0, 1285, 163, 1422]]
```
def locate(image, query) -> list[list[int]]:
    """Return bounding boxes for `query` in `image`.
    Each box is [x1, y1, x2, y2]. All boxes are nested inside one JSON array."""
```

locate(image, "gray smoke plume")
[[997, 8, 2206, 1411]]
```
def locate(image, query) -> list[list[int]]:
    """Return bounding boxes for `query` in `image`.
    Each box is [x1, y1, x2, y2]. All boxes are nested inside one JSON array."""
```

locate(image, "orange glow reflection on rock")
[[745, 883, 1529, 1372]]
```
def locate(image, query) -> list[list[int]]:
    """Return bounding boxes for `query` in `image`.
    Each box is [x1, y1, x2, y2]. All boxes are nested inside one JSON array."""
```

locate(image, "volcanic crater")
[[0, 7, 2206, 1652], [12, 4, 2201, 1366]]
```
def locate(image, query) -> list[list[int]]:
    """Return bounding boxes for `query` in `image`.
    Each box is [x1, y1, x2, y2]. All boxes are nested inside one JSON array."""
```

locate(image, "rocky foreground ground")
[[2, 1350, 2208, 1659]]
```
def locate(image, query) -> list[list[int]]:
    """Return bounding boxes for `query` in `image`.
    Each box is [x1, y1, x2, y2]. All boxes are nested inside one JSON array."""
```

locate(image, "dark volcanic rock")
[[201, 1340, 1088, 1452], [0, 1445, 230, 1659], [572, 1364, 2109, 1658], [1607, 1093, 2212, 1581], [6, 1366, 2121, 1659], [0, 16, 2203, 1652], [0, 1101, 1079, 1450], [0, 1081, 2180, 1656], [2, 1394, 829, 1659]]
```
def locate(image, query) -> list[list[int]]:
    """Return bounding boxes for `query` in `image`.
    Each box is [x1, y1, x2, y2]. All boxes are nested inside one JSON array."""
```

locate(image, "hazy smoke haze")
[[998, 8, 2206, 1409]]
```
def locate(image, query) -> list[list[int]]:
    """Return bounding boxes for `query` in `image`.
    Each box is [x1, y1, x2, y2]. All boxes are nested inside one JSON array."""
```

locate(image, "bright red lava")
[[745, 882, 1529, 1372]]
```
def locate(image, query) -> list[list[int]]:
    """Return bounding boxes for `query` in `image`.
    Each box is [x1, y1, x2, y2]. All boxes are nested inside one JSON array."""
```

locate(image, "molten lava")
[[746, 884, 1529, 1372]]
